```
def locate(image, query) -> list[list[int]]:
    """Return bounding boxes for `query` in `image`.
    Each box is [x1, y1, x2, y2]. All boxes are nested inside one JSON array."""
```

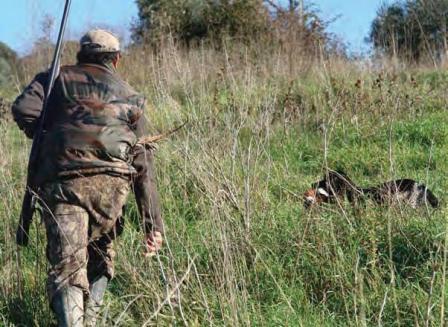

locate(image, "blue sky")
[[0, 0, 385, 55]]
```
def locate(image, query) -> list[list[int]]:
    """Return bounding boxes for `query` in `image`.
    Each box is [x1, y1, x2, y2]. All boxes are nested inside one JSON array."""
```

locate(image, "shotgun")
[[16, 0, 72, 246]]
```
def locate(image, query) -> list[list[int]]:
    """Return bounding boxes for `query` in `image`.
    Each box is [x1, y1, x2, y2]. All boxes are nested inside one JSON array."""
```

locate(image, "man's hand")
[[144, 231, 163, 257]]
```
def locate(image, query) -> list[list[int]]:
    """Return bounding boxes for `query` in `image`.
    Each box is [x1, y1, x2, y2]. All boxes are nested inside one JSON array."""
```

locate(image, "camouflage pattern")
[[12, 58, 164, 319], [12, 63, 163, 233], [13, 63, 145, 185], [40, 174, 130, 301]]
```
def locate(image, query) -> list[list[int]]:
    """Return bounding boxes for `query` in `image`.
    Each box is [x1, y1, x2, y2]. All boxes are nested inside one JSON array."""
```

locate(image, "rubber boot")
[[85, 276, 108, 326], [51, 286, 84, 327]]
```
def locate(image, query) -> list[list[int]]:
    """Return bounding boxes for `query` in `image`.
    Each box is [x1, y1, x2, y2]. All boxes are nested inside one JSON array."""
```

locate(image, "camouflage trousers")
[[39, 174, 130, 302]]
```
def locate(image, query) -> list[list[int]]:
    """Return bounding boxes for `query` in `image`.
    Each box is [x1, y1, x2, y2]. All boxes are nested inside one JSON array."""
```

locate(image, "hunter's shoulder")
[[59, 63, 111, 77], [63, 64, 138, 93]]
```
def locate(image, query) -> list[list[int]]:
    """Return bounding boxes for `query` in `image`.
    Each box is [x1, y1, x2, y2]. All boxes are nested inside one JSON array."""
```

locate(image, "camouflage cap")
[[80, 29, 120, 53]]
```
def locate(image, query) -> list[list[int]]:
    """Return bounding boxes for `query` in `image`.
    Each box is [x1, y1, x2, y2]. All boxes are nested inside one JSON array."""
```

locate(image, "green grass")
[[0, 54, 447, 326]]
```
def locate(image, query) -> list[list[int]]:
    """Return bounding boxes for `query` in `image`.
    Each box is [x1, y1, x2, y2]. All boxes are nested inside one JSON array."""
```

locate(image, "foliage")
[[131, 0, 337, 56], [369, 0, 448, 63], [0, 42, 18, 90], [0, 42, 18, 67], [132, 0, 270, 46]]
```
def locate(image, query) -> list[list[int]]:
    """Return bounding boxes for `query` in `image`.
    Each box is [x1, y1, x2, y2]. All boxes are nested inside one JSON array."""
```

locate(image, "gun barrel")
[[17, 0, 72, 246]]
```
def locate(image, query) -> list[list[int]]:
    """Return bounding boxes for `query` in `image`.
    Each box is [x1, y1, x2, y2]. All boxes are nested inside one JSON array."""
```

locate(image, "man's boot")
[[52, 286, 84, 327], [85, 275, 108, 326]]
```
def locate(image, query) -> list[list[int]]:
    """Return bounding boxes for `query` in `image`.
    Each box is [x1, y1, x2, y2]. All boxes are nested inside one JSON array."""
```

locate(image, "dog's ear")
[[325, 170, 350, 195], [326, 171, 340, 185], [312, 174, 328, 188]]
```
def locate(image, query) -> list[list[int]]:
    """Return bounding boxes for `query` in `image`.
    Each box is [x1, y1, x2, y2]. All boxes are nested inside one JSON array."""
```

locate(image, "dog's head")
[[303, 170, 354, 208], [303, 185, 331, 208]]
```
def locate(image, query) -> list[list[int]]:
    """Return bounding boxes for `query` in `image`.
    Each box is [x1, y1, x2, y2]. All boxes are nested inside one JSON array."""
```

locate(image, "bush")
[[132, 0, 270, 47]]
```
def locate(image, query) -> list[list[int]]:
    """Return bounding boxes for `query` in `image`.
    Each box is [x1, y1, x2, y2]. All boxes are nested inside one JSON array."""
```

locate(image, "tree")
[[132, 0, 271, 46], [369, 0, 448, 64], [132, 0, 342, 61], [0, 42, 18, 89]]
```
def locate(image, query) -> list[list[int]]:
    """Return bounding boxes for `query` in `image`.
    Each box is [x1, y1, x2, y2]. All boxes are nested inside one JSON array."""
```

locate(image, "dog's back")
[[364, 179, 439, 208]]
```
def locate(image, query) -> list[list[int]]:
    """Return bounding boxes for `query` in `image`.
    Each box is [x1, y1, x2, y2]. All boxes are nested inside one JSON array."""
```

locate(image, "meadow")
[[0, 43, 447, 326]]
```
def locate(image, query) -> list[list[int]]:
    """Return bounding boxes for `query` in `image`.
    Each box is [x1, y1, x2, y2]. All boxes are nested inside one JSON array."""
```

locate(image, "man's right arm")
[[131, 113, 164, 255], [11, 72, 48, 139], [132, 145, 164, 235]]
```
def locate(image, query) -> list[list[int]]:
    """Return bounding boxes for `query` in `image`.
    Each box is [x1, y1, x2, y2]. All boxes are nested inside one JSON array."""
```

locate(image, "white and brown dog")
[[304, 170, 439, 209]]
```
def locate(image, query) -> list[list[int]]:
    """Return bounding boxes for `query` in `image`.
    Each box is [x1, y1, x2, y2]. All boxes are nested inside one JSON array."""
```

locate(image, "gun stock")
[[16, 190, 34, 246]]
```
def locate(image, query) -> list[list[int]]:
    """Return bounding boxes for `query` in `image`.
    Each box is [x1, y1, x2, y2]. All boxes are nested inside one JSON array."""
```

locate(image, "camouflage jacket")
[[12, 63, 163, 233]]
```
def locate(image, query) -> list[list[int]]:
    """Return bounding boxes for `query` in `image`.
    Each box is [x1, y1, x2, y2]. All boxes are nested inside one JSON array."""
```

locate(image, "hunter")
[[11, 29, 163, 326]]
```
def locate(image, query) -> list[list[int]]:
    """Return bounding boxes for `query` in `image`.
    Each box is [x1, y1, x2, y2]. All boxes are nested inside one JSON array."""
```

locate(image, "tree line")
[[369, 0, 448, 64], [1, 0, 447, 91]]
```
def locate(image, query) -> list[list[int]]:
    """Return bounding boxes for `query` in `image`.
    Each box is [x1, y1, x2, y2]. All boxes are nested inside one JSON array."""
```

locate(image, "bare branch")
[[138, 121, 188, 145]]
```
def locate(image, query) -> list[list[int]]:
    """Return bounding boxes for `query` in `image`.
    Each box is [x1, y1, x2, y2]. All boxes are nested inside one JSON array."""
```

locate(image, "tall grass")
[[0, 41, 447, 326]]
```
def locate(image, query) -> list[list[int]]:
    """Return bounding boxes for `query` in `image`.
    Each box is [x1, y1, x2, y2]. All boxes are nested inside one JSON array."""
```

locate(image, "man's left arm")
[[11, 72, 48, 139]]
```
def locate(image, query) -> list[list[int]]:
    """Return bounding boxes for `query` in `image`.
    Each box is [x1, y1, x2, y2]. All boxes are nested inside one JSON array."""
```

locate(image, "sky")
[[0, 0, 385, 55]]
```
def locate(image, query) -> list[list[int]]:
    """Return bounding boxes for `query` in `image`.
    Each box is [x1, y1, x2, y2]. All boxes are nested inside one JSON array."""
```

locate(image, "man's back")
[[13, 63, 146, 185]]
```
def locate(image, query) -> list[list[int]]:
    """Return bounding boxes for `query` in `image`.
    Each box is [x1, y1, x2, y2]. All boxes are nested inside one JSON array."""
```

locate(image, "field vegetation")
[[0, 1, 447, 326]]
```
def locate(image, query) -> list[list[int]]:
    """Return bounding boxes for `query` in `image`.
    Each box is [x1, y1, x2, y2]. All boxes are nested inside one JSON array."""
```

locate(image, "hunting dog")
[[303, 170, 439, 209]]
